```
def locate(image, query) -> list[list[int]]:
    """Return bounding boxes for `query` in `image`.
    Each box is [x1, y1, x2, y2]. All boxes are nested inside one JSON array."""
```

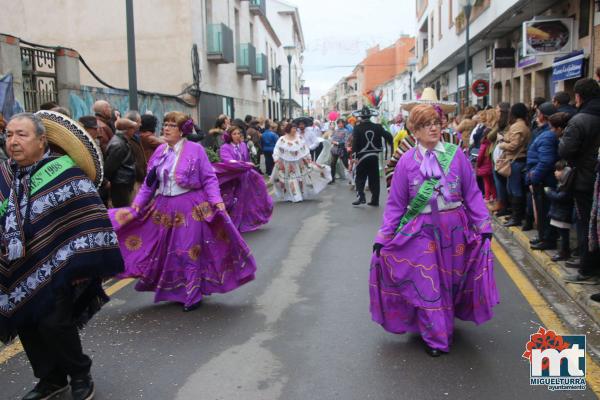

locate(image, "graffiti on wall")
[[69, 86, 195, 131]]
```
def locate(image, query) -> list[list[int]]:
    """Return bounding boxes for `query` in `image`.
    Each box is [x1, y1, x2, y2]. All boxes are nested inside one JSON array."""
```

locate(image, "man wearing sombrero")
[[0, 111, 124, 400], [350, 106, 393, 206]]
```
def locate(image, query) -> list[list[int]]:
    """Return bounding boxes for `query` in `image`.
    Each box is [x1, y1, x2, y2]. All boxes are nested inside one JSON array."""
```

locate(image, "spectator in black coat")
[[558, 78, 600, 284], [552, 91, 577, 117]]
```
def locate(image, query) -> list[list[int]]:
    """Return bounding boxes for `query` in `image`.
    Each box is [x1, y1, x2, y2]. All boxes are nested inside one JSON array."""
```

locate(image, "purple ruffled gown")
[[215, 142, 273, 233], [370, 144, 499, 352], [109, 139, 256, 307]]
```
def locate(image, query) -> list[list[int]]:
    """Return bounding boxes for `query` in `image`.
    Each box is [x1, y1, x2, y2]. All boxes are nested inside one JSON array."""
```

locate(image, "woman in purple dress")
[[109, 112, 256, 311], [370, 104, 499, 357], [215, 126, 273, 232]]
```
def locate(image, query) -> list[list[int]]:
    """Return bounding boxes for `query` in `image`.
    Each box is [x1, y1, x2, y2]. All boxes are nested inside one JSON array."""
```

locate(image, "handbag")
[[495, 152, 512, 177], [496, 157, 512, 178]]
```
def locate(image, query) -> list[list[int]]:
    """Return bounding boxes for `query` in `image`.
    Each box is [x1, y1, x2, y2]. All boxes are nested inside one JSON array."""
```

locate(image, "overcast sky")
[[291, 0, 417, 100]]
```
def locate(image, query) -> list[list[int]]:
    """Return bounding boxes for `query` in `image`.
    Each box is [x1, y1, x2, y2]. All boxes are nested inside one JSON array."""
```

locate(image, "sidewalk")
[[493, 216, 600, 327]]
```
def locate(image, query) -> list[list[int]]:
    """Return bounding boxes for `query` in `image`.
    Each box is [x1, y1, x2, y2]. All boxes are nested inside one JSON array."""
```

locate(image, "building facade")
[[415, 0, 596, 112], [0, 0, 305, 130]]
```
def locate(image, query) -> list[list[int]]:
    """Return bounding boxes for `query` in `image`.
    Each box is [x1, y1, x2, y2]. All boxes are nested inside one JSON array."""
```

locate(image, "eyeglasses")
[[418, 120, 442, 130], [163, 122, 178, 129]]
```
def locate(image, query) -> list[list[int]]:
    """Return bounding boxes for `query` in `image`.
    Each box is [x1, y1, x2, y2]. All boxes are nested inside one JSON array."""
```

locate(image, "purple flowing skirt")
[[369, 206, 499, 352], [109, 190, 256, 307], [213, 162, 273, 233]]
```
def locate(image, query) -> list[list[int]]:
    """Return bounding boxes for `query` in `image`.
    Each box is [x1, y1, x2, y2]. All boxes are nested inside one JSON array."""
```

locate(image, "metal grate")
[[20, 46, 58, 112]]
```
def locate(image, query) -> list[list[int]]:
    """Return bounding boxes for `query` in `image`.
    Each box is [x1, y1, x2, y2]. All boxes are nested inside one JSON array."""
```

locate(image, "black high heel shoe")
[[183, 301, 202, 312], [425, 346, 442, 357]]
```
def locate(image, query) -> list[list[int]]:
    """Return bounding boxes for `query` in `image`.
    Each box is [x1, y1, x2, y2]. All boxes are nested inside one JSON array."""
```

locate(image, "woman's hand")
[[216, 202, 226, 211], [372, 243, 383, 257]]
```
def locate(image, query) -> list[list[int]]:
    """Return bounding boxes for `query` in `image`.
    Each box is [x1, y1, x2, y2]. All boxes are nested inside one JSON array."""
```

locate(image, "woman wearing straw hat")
[[370, 104, 498, 357], [1, 111, 124, 400], [109, 112, 256, 312]]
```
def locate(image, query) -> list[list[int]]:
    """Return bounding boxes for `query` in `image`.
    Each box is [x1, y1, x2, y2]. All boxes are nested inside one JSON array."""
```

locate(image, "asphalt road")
[[0, 182, 597, 400]]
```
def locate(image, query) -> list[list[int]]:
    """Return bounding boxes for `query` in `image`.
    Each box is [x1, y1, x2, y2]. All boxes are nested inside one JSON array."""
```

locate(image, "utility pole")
[[126, 0, 138, 110]]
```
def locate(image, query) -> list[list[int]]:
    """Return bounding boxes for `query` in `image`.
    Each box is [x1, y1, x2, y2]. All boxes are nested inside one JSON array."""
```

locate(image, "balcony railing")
[[249, 0, 266, 16], [207, 23, 234, 64], [237, 43, 256, 75], [417, 51, 429, 72], [252, 53, 268, 80]]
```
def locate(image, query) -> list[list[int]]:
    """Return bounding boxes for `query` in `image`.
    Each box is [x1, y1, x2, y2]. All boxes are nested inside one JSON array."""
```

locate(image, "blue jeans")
[[507, 160, 525, 197], [493, 169, 508, 204]]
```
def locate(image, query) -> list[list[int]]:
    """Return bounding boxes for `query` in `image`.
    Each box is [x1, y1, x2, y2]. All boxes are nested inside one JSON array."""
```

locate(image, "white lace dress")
[[270, 135, 332, 202]]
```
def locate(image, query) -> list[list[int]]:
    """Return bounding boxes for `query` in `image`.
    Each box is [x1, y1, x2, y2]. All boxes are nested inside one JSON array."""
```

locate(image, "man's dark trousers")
[[18, 289, 92, 384], [355, 156, 380, 204]]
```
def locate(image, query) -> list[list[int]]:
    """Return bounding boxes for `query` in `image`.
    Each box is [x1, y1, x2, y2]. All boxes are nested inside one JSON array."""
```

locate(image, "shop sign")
[[522, 18, 574, 57], [552, 50, 584, 82], [494, 48, 515, 68]]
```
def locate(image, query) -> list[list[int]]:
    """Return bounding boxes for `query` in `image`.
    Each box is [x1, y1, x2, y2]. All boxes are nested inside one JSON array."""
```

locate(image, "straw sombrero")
[[401, 87, 457, 113], [35, 110, 104, 188]]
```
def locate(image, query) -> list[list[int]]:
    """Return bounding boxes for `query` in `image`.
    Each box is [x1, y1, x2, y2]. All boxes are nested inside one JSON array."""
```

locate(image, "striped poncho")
[[0, 155, 124, 343]]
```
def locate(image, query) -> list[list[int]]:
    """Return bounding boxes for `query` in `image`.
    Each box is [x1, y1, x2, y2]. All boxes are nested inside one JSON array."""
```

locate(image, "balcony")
[[249, 0, 266, 16], [237, 43, 256, 75], [252, 53, 268, 80], [207, 23, 234, 64], [417, 51, 429, 72]]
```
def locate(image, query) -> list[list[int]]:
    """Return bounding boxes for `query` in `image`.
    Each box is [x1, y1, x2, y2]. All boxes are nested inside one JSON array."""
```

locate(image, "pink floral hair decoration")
[[433, 105, 444, 119], [181, 118, 195, 136]]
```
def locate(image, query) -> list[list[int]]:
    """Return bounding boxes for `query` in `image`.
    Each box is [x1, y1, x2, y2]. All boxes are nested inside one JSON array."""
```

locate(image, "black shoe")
[[328, 181, 335, 185], [503, 218, 522, 227], [564, 273, 600, 285], [425, 347, 442, 357], [352, 196, 366, 206], [565, 259, 581, 269], [183, 301, 202, 312], [530, 242, 557, 251], [551, 252, 570, 262], [495, 208, 511, 217], [71, 374, 94, 400], [529, 237, 542, 245], [23, 380, 69, 400], [521, 222, 534, 231], [367, 202, 379, 207], [591, 293, 600, 303]]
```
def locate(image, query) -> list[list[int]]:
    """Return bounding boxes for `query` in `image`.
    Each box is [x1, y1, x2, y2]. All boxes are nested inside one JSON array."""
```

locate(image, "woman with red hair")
[[370, 104, 498, 357]]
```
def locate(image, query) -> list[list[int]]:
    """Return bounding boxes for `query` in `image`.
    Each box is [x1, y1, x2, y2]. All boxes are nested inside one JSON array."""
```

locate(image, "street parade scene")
[[1, 0, 600, 399]]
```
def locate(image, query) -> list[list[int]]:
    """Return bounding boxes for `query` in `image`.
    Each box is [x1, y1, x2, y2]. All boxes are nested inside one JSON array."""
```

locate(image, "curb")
[[493, 217, 600, 327]]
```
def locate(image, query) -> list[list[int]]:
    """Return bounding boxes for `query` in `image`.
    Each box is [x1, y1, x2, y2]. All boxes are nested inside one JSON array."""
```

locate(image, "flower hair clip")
[[181, 119, 195, 136]]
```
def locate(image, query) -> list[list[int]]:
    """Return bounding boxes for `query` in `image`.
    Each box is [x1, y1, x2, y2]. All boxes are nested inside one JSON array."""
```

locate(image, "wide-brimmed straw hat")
[[36, 110, 104, 188], [401, 87, 457, 113]]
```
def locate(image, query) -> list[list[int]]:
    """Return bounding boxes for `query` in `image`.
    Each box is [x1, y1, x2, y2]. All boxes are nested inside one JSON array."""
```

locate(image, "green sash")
[[395, 143, 459, 233], [0, 155, 76, 217]]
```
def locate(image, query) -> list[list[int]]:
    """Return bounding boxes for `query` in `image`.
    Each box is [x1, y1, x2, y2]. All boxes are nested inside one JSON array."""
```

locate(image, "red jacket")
[[476, 138, 493, 177]]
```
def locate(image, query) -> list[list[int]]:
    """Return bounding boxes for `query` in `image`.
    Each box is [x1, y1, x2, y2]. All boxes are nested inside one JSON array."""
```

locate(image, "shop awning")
[[552, 50, 584, 82]]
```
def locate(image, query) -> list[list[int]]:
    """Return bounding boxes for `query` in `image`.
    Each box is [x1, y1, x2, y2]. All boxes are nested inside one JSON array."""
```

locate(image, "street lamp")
[[407, 57, 417, 100], [300, 78, 305, 115], [460, 0, 474, 108], [284, 46, 296, 119]]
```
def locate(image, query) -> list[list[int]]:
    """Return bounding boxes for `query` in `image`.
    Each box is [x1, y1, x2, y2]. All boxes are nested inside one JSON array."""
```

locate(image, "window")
[[250, 22, 254, 44], [205, 0, 213, 23], [430, 14, 434, 48], [438, 0, 443, 40], [448, 0, 453, 28], [579, 0, 590, 38]]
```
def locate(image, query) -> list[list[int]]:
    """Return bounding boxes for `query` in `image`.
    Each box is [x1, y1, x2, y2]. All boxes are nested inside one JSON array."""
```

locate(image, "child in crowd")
[[544, 112, 573, 261], [545, 160, 574, 261]]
